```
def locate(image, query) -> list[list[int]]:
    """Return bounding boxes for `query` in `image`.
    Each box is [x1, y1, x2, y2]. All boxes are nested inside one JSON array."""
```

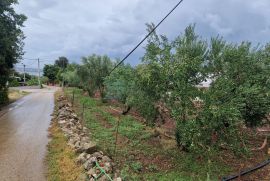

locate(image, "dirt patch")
[[218, 128, 270, 180], [106, 107, 121, 117], [105, 106, 147, 123], [136, 153, 173, 171]]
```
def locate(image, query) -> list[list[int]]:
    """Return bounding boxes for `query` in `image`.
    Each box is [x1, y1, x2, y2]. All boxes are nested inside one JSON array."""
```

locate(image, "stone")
[[89, 156, 97, 164], [115, 177, 122, 181], [58, 102, 66, 109], [92, 174, 98, 179], [99, 175, 109, 181], [92, 152, 103, 159], [58, 120, 66, 124], [86, 154, 91, 159], [76, 153, 87, 164], [87, 168, 96, 176], [67, 138, 76, 148], [84, 160, 93, 170], [83, 142, 97, 154], [74, 141, 81, 148]]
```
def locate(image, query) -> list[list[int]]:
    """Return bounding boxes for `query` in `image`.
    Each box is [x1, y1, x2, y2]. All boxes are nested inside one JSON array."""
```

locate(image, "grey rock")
[[86, 154, 91, 159], [92, 174, 98, 179], [58, 120, 66, 124], [74, 140, 81, 148], [89, 156, 97, 164], [76, 153, 87, 164], [67, 138, 76, 148], [84, 160, 93, 170], [99, 175, 109, 181], [83, 142, 97, 154], [92, 152, 103, 159], [87, 168, 96, 176]]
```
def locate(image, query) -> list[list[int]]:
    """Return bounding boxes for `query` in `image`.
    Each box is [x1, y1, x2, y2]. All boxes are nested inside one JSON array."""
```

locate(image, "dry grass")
[[8, 89, 28, 102], [46, 116, 84, 181]]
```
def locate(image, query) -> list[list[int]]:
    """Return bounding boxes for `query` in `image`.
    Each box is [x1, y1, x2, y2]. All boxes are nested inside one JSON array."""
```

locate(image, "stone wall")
[[53, 95, 121, 181]]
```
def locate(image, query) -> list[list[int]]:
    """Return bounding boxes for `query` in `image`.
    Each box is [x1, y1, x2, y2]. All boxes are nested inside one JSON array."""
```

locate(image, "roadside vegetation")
[[0, 0, 26, 106], [45, 24, 270, 180], [7, 89, 28, 103], [8, 69, 48, 87], [65, 88, 231, 180], [47, 92, 84, 181]]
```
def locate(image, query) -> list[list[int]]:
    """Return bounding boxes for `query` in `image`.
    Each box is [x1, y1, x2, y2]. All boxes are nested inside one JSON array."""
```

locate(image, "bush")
[[27, 78, 39, 86], [8, 78, 20, 87], [0, 88, 8, 105], [127, 89, 158, 125], [41, 76, 49, 84]]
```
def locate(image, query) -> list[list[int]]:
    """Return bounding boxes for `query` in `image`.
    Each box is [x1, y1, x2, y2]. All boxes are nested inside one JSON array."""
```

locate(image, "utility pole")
[[22, 63, 26, 86], [37, 58, 41, 88]]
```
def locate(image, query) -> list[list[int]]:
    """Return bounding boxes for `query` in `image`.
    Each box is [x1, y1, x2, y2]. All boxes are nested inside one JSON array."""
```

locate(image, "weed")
[[130, 161, 143, 173]]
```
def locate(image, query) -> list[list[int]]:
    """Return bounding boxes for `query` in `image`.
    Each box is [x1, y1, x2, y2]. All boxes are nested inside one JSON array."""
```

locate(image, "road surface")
[[0, 86, 58, 181]]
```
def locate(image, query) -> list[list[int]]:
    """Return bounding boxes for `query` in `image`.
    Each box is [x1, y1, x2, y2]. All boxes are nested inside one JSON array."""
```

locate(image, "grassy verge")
[[46, 92, 84, 181], [8, 89, 28, 103], [64, 88, 231, 181]]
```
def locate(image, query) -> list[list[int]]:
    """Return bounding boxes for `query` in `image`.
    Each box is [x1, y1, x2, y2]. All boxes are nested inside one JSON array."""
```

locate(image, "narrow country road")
[[0, 86, 58, 181]]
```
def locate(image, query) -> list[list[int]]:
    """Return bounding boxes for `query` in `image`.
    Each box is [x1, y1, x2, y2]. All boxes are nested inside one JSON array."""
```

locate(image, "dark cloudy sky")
[[15, 0, 270, 69]]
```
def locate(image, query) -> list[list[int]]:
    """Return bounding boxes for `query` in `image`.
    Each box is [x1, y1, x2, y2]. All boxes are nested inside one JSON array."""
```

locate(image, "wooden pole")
[[82, 103, 85, 122], [114, 118, 120, 158], [72, 90, 75, 107]]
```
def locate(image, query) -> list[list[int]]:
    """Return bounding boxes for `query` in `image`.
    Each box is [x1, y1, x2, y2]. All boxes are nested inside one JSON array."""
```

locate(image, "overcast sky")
[[15, 0, 270, 69]]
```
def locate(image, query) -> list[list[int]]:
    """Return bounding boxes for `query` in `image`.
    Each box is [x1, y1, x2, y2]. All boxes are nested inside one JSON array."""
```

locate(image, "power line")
[[109, 0, 184, 75], [22, 57, 38, 60]]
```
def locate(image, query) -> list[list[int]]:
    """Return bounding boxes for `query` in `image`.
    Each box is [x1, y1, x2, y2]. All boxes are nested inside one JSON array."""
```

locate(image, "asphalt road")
[[0, 86, 58, 181]]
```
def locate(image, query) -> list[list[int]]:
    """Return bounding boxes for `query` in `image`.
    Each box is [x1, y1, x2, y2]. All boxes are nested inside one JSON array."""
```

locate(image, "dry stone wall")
[[54, 95, 121, 181]]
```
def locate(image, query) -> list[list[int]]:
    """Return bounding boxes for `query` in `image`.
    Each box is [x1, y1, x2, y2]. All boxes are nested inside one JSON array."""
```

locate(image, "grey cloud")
[[15, 0, 270, 68]]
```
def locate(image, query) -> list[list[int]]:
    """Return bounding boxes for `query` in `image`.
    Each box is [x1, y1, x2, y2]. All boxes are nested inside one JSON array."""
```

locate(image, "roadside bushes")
[[8, 78, 20, 87], [27, 77, 39, 86], [0, 88, 8, 106], [0, 0, 26, 105]]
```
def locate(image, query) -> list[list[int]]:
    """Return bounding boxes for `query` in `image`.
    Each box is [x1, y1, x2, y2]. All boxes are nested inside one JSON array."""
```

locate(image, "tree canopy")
[[0, 0, 26, 104], [55, 56, 69, 69], [43, 65, 60, 84]]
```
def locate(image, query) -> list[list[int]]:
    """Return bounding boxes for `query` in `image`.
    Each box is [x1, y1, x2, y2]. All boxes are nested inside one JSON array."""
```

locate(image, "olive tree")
[[77, 54, 112, 98]]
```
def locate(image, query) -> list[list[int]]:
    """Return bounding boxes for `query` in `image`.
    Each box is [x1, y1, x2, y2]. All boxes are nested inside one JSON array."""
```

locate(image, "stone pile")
[[55, 95, 121, 181]]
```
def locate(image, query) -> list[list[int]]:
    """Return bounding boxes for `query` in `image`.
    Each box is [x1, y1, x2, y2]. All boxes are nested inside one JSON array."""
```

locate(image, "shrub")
[[8, 78, 20, 87], [0, 88, 8, 106], [27, 78, 39, 86]]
